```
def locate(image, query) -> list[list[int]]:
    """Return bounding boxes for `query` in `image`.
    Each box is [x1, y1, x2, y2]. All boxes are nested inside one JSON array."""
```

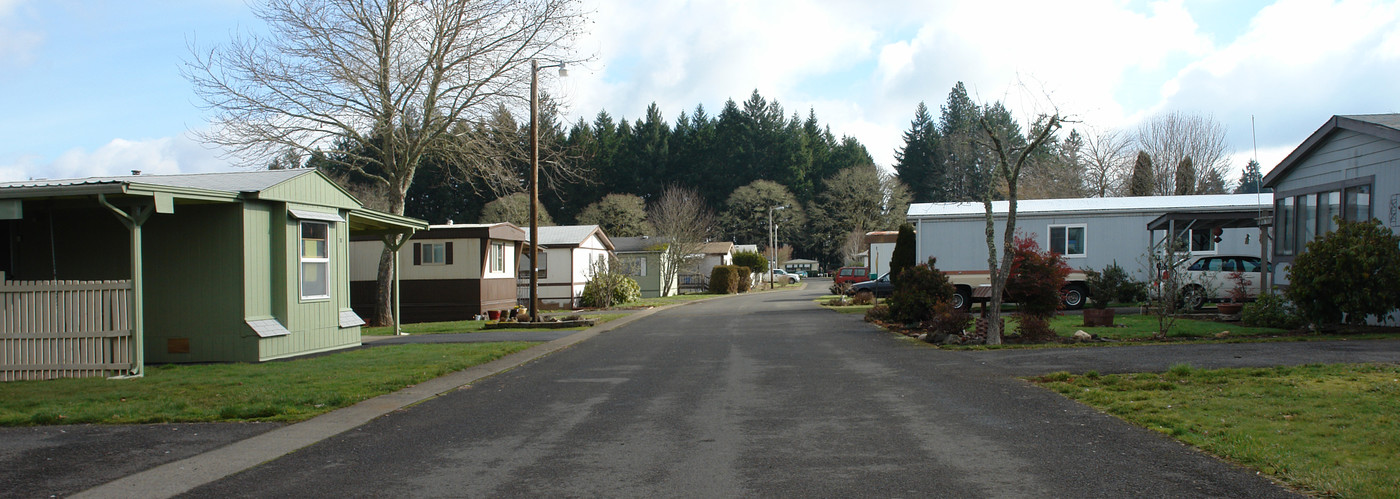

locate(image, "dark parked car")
[[847, 272, 893, 297]]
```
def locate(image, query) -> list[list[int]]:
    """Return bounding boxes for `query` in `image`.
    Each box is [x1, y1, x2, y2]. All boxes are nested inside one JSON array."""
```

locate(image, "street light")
[[530, 59, 566, 322], [769, 205, 785, 290]]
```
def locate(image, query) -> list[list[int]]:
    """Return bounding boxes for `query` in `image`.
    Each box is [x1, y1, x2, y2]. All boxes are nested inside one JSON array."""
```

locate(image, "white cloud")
[[1152, 0, 1400, 170], [0, 134, 236, 182]]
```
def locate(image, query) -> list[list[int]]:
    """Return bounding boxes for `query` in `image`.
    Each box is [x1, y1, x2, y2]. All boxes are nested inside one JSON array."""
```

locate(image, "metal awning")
[[1147, 209, 1273, 232]]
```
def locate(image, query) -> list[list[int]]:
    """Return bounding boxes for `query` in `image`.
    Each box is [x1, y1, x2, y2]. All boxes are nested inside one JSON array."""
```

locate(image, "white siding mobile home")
[[908, 194, 1272, 305]]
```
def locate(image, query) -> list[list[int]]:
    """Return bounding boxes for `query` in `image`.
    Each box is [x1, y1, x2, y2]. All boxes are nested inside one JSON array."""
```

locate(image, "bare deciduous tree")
[[184, 0, 586, 325], [1135, 112, 1231, 196], [840, 228, 866, 266], [1082, 128, 1133, 197], [649, 186, 715, 297], [979, 112, 1064, 345]]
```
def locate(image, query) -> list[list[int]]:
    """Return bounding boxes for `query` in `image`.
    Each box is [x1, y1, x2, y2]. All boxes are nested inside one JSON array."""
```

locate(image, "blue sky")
[[3, 0, 1399, 185]]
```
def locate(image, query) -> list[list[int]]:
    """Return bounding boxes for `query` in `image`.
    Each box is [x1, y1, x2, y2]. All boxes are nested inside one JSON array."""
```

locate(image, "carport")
[[1147, 204, 1274, 290]]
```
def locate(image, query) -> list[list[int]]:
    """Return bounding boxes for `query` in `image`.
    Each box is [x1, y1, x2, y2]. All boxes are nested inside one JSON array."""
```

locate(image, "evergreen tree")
[[889, 223, 917, 283], [1198, 168, 1228, 194], [1129, 151, 1155, 196], [940, 82, 982, 201], [1234, 159, 1264, 194], [894, 102, 947, 202], [1174, 156, 1196, 195]]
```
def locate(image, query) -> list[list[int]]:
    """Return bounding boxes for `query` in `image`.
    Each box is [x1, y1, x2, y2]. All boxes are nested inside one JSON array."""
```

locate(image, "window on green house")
[[301, 222, 330, 299]]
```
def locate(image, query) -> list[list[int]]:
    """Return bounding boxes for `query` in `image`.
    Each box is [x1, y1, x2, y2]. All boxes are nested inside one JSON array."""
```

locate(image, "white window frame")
[[1186, 229, 1218, 254], [625, 256, 647, 276], [421, 242, 447, 265], [1048, 224, 1087, 258], [300, 221, 331, 300], [490, 241, 505, 274]]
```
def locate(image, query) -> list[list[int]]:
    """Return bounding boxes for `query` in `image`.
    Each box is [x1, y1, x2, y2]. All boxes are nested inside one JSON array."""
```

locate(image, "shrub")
[[1085, 261, 1132, 309], [708, 265, 740, 294], [864, 304, 891, 323], [1287, 218, 1400, 326], [1013, 312, 1057, 342], [829, 281, 852, 296], [735, 266, 752, 292], [924, 302, 972, 338], [886, 257, 954, 324], [732, 251, 768, 274], [1117, 279, 1148, 303], [851, 290, 875, 305], [1241, 293, 1305, 330], [1006, 234, 1071, 318], [580, 273, 640, 307]]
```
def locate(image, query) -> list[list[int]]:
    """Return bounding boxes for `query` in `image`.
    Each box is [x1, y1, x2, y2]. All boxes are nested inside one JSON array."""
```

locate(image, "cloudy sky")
[[2, 0, 1399, 186]]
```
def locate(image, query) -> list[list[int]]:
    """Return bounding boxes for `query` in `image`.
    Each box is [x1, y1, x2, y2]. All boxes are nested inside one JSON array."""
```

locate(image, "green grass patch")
[[1055, 314, 1290, 341], [1032, 363, 1400, 497], [0, 342, 536, 426], [364, 313, 624, 336], [628, 293, 721, 307]]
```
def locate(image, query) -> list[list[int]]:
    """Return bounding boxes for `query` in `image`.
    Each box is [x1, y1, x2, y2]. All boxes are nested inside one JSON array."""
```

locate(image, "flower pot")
[[1083, 308, 1115, 327], [487, 310, 501, 320], [1217, 303, 1243, 315]]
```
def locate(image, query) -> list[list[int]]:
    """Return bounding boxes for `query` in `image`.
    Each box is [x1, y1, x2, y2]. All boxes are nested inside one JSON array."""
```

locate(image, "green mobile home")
[[612, 236, 678, 298], [0, 169, 424, 380]]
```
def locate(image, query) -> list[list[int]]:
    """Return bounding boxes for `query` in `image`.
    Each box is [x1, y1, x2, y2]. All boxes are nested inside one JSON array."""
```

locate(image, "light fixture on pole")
[[530, 59, 566, 322]]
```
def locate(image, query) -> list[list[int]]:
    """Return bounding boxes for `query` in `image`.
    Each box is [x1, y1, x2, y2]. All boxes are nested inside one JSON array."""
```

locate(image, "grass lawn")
[[1033, 363, 1400, 497], [629, 293, 722, 307], [0, 342, 536, 426], [363, 313, 624, 336]]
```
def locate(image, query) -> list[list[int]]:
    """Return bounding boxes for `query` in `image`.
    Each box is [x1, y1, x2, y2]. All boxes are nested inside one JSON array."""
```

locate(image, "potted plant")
[[1218, 271, 1252, 316], [1082, 264, 1122, 327]]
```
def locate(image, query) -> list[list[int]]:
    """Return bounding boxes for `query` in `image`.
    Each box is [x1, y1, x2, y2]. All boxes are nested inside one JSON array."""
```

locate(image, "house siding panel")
[[258, 177, 361, 210], [1267, 128, 1400, 286], [261, 208, 358, 360], [916, 212, 1262, 281], [144, 204, 251, 363]]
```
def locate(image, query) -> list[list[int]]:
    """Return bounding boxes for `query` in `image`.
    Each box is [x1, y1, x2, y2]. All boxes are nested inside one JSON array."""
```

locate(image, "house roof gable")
[[1262, 114, 1400, 187], [534, 225, 615, 250], [611, 236, 667, 253]]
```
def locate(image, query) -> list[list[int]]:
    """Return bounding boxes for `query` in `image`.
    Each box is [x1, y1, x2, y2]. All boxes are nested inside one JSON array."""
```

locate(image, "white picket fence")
[[1, 280, 134, 381]]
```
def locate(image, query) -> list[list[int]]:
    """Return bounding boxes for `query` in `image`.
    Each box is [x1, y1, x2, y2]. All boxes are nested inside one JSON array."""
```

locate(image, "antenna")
[[1252, 115, 1259, 166]]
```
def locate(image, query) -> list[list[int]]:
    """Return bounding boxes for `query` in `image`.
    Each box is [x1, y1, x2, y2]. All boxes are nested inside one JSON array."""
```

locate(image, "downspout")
[[382, 230, 414, 336], [98, 194, 153, 379]]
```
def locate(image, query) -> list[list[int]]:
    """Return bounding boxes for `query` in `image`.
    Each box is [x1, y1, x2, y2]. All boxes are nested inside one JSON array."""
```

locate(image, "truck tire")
[[1061, 284, 1088, 310], [951, 287, 973, 311]]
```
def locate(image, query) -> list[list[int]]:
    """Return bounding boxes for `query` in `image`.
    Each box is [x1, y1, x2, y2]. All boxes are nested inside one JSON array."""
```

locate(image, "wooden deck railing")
[[1, 280, 134, 381]]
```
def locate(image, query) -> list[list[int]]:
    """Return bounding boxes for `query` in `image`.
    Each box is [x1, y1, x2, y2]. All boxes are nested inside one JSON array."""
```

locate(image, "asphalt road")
[[176, 286, 1313, 498]]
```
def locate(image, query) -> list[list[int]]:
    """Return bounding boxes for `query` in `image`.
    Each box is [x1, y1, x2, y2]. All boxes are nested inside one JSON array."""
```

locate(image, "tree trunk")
[[374, 186, 409, 327]]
